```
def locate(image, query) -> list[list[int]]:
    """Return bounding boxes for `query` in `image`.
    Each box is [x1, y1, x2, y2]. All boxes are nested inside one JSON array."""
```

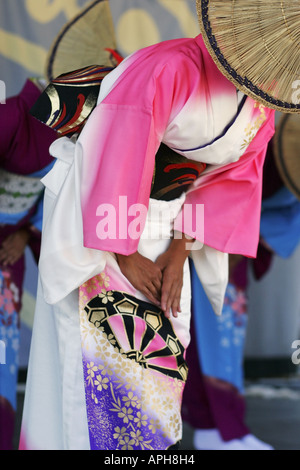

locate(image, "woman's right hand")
[[0, 228, 31, 266], [116, 251, 163, 307]]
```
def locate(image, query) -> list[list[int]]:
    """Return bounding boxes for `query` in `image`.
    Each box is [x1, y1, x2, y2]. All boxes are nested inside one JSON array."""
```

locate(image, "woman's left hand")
[[156, 233, 194, 318]]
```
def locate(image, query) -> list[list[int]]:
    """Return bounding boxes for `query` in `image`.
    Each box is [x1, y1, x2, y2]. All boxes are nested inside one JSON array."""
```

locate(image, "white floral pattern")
[[79, 272, 186, 450]]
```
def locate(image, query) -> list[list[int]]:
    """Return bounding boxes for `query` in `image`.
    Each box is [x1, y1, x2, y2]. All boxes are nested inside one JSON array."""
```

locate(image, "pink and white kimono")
[[20, 35, 275, 450]]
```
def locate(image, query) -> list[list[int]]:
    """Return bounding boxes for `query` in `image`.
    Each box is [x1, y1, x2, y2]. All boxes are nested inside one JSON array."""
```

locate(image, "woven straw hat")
[[273, 114, 300, 199], [45, 0, 119, 81], [196, 0, 300, 113]]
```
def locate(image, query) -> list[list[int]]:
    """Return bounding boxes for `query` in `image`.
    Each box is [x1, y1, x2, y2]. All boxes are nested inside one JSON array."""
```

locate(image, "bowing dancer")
[[20, 0, 300, 450]]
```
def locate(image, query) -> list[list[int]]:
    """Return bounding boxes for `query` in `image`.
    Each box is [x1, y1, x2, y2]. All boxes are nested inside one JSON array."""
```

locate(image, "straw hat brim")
[[45, 0, 117, 81], [273, 114, 300, 200], [196, 0, 300, 113]]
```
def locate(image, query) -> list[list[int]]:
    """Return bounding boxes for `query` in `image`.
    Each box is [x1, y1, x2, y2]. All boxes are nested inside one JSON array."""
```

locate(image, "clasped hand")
[[116, 235, 193, 319]]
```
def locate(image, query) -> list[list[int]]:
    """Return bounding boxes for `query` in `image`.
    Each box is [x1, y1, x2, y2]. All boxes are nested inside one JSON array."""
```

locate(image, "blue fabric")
[[0, 161, 54, 228], [191, 263, 247, 393], [0, 209, 30, 226], [29, 162, 54, 179], [29, 196, 44, 232], [0, 271, 20, 410], [260, 187, 300, 258]]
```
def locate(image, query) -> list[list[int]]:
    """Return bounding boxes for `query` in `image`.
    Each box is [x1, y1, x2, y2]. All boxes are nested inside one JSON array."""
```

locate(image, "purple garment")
[[0, 78, 57, 287], [0, 398, 15, 451], [0, 79, 56, 174], [0, 79, 57, 451], [0, 78, 56, 299], [261, 140, 284, 200]]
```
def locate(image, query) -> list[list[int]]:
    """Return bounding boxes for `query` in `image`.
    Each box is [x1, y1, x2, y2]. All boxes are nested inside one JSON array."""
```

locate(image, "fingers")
[[0, 250, 17, 266], [0, 242, 23, 266], [151, 272, 163, 292], [160, 271, 183, 319], [116, 250, 184, 317], [134, 259, 162, 304], [148, 275, 163, 306], [0, 231, 29, 266], [117, 251, 163, 307], [143, 286, 161, 307], [140, 273, 162, 307], [0, 246, 20, 266]]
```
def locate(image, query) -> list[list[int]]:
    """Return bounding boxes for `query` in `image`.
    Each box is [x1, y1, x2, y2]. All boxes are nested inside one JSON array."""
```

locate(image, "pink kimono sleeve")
[[174, 111, 275, 257], [79, 50, 201, 255]]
